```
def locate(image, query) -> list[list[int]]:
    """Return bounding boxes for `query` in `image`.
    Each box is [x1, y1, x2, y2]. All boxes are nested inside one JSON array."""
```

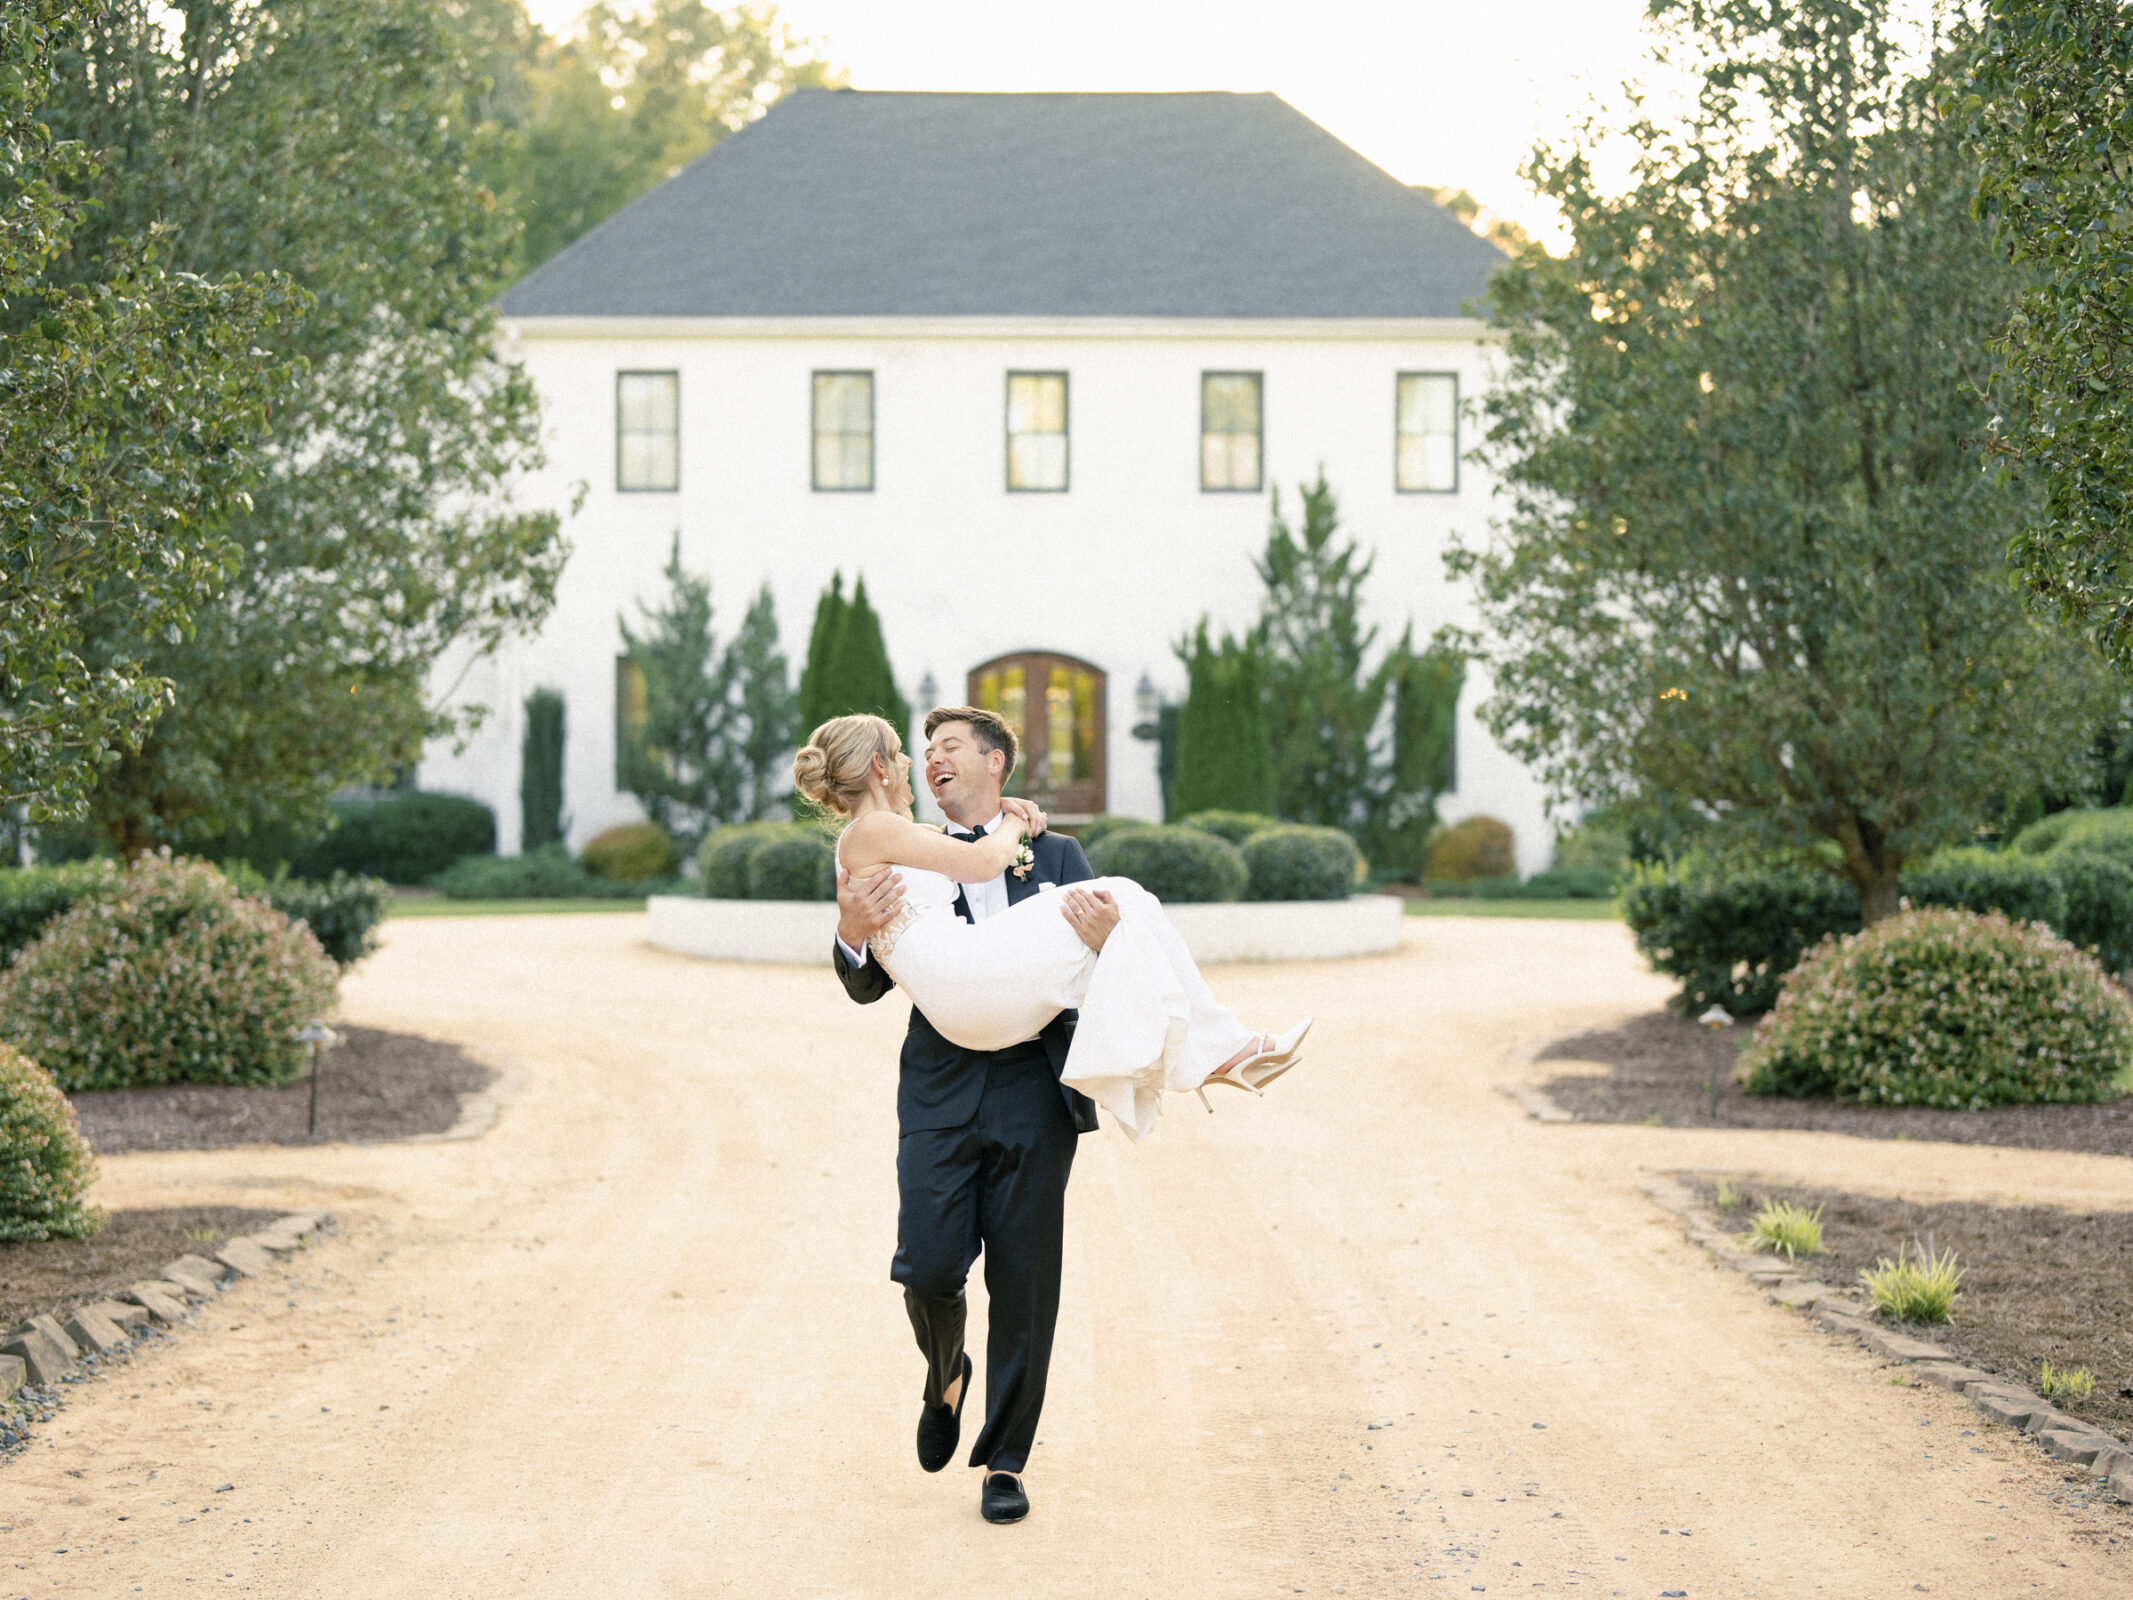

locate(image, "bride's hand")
[[999, 796, 1048, 838]]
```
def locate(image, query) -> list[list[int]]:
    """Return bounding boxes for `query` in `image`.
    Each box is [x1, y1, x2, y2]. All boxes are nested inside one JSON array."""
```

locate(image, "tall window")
[[1200, 371, 1263, 492], [970, 651, 1107, 818], [812, 370, 874, 491], [1006, 372, 1069, 492], [616, 371, 679, 492], [1396, 372, 1458, 493]]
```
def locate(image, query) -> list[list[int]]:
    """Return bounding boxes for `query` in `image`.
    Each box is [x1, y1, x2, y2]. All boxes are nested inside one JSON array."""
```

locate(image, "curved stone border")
[[1640, 1176, 2133, 1505], [647, 893, 1406, 965], [0, 1210, 330, 1453]]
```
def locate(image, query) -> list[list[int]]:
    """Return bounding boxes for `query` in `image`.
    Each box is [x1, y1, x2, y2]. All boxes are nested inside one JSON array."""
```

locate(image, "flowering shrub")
[[0, 1042, 100, 1241], [0, 854, 338, 1091], [1738, 908, 2133, 1109], [579, 822, 679, 882]]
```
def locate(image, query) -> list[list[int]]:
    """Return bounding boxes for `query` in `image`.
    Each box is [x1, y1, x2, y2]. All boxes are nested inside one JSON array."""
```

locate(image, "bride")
[[794, 713, 1309, 1140]]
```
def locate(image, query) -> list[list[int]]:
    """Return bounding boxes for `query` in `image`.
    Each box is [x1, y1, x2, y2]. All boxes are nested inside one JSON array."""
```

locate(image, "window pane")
[[1009, 433, 1067, 491], [619, 372, 677, 433], [1202, 373, 1260, 434], [619, 433, 677, 492], [815, 372, 870, 432], [1008, 373, 1065, 434]]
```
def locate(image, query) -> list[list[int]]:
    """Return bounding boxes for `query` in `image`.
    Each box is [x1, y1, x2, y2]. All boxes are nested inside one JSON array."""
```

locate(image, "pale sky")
[[521, 0, 1667, 245]]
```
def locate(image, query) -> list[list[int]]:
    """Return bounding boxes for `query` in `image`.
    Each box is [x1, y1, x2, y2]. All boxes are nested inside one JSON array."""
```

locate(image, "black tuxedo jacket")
[[833, 827, 1102, 1136]]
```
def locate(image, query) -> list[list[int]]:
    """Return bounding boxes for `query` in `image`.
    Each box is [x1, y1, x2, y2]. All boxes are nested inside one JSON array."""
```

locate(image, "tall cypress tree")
[[797, 572, 846, 734], [814, 575, 910, 736], [1364, 635, 1464, 878], [1169, 621, 1276, 817], [519, 687, 567, 850]]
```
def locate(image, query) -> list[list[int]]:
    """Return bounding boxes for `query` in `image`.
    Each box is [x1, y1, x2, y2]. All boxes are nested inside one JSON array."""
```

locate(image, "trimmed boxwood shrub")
[[1901, 847, 2066, 930], [291, 791, 497, 885], [432, 844, 643, 900], [1088, 825, 1247, 903], [1427, 816, 1515, 882], [2010, 806, 2133, 864], [2048, 851, 2133, 974], [697, 823, 835, 899], [1177, 810, 1279, 848], [1623, 864, 1862, 1015], [0, 861, 118, 968], [0, 855, 338, 1091], [0, 1042, 101, 1241], [1739, 909, 2133, 1108], [1073, 815, 1157, 850], [224, 866, 390, 968], [746, 830, 836, 900], [580, 822, 679, 882], [1242, 824, 1360, 900]]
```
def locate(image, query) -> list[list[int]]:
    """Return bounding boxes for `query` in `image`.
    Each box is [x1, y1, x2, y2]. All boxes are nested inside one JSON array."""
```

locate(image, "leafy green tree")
[[1254, 472, 1398, 829], [800, 574, 909, 736], [725, 581, 799, 820], [519, 687, 566, 850], [1962, 1, 2133, 665], [1, 0, 299, 819], [455, 0, 840, 273], [619, 539, 794, 838], [42, 0, 569, 854], [1169, 622, 1276, 818], [1458, 0, 2115, 923]]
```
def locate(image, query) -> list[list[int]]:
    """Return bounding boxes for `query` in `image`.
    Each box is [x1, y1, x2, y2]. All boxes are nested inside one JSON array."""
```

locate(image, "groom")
[[833, 705, 1118, 1525]]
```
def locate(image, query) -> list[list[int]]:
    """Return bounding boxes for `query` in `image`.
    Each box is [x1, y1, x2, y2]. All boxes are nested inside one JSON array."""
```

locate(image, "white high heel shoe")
[[1193, 1017, 1313, 1111]]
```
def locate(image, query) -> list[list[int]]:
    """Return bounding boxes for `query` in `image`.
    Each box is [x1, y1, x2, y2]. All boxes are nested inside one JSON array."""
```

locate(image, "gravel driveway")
[[6, 913, 2130, 1596]]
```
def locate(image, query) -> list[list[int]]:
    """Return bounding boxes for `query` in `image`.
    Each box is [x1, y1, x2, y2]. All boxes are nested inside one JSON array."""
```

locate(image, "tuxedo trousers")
[[891, 1043, 1077, 1474]]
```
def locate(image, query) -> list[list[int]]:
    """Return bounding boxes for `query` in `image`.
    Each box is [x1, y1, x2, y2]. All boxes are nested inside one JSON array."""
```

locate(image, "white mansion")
[[419, 89, 1552, 871]]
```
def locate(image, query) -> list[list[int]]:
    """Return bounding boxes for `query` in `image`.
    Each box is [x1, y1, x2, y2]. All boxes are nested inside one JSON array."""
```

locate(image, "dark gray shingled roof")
[[499, 90, 1501, 319]]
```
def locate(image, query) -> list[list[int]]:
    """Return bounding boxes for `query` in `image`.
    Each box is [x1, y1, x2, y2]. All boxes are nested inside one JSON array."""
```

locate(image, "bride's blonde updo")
[[793, 713, 901, 816]]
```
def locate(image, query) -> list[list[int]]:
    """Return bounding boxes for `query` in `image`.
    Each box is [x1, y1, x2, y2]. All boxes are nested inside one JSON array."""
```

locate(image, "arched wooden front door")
[[967, 651, 1106, 821]]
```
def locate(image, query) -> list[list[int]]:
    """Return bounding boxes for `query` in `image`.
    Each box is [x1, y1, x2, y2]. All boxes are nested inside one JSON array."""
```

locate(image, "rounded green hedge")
[[1073, 815, 1157, 850], [1427, 816, 1515, 882], [697, 822, 837, 900], [745, 831, 836, 900], [1739, 908, 2133, 1109], [1176, 810, 1278, 848], [0, 1041, 101, 1242], [0, 854, 339, 1091], [292, 791, 496, 885], [580, 821, 679, 882], [1087, 826, 1247, 903], [1242, 824, 1360, 900]]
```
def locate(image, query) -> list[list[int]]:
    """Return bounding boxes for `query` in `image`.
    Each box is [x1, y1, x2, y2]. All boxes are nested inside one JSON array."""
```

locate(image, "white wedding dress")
[[855, 851, 1257, 1141]]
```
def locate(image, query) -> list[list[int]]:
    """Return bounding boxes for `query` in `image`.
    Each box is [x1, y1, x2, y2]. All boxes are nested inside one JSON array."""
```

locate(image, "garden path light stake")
[[298, 1021, 338, 1139], [1698, 1004, 1733, 1123]]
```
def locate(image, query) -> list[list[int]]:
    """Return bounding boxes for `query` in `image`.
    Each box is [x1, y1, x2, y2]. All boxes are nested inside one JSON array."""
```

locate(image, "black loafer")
[[981, 1471, 1029, 1524], [916, 1351, 971, 1473]]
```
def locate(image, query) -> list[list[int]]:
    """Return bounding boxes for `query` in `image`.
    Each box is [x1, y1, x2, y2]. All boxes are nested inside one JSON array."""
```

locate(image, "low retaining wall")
[[646, 893, 1406, 965]]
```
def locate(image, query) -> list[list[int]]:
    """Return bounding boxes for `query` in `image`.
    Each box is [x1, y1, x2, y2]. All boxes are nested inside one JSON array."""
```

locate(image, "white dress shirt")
[[837, 812, 1008, 968]]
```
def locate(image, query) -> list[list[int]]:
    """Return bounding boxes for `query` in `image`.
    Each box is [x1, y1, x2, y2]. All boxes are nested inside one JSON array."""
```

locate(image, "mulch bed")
[[67, 1025, 493, 1152], [0, 1206, 282, 1331], [1681, 1174, 2133, 1441], [1537, 1009, 2133, 1156]]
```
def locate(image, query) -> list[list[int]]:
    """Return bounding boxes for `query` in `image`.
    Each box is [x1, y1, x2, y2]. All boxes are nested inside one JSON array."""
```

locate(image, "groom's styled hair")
[[924, 705, 1018, 780]]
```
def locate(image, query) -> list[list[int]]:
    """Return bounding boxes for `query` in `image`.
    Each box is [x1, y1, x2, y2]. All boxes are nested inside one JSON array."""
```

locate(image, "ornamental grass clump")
[[1744, 1200, 1823, 1259], [0, 854, 337, 1092], [0, 1042, 101, 1241], [1860, 1242, 1963, 1324], [2038, 1359, 2094, 1400], [1737, 909, 2133, 1109]]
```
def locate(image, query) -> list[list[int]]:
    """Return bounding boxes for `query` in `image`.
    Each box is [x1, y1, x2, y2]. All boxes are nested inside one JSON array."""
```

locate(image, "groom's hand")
[[837, 866, 904, 952], [1062, 887, 1120, 953]]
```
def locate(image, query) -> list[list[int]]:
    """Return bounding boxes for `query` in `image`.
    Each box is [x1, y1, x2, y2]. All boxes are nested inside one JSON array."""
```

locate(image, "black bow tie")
[[949, 826, 987, 844]]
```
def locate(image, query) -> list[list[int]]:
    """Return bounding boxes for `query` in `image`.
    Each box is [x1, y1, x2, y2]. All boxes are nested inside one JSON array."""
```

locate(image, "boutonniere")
[[1010, 839, 1036, 880]]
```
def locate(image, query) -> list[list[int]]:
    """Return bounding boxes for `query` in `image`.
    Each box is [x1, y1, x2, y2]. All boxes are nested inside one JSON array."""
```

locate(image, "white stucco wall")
[[417, 315, 1555, 874]]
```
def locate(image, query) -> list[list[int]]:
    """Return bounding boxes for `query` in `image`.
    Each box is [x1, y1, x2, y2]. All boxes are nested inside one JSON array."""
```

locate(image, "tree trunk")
[[1857, 864, 1903, 926]]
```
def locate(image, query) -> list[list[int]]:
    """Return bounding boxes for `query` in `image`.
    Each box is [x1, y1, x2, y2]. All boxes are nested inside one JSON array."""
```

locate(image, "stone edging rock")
[[1640, 1176, 2133, 1505], [0, 1210, 329, 1451]]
